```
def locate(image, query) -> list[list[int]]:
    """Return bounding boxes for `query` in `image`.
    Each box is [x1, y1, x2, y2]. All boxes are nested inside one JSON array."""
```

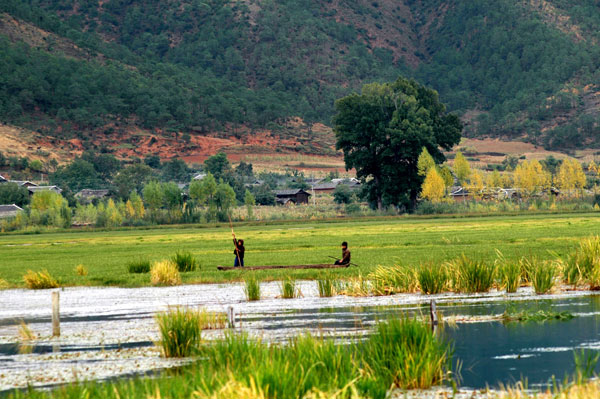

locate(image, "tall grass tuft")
[[127, 258, 151, 274], [155, 307, 202, 357], [563, 236, 600, 288], [495, 251, 521, 293], [0, 278, 9, 289], [529, 258, 556, 294], [417, 263, 448, 295], [150, 260, 181, 286], [75, 264, 88, 276], [172, 250, 199, 272], [448, 254, 495, 293], [197, 309, 227, 330], [340, 275, 371, 297], [23, 269, 59, 289], [317, 276, 336, 297], [280, 278, 299, 299], [244, 277, 261, 301], [369, 265, 418, 295]]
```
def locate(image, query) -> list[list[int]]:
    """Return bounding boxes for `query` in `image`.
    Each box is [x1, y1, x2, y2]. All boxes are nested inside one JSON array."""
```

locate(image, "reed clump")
[[197, 309, 227, 330], [529, 258, 557, 294], [448, 255, 495, 293], [23, 269, 59, 289], [172, 250, 199, 272], [155, 307, 202, 357], [369, 265, 418, 295], [339, 275, 371, 297], [244, 277, 261, 301], [280, 278, 300, 299], [75, 264, 88, 276], [127, 258, 151, 274], [563, 236, 600, 288], [417, 263, 448, 295], [150, 260, 181, 286], [317, 276, 337, 297], [0, 278, 9, 289], [495, 251, 521, 293]]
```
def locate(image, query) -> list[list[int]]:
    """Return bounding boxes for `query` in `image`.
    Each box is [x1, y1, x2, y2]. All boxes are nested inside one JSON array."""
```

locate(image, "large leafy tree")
[[333, 78, 462, 210]]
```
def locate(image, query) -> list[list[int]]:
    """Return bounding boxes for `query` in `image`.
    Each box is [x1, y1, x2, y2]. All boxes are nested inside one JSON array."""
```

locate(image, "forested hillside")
[[1, 0, 600, 154]]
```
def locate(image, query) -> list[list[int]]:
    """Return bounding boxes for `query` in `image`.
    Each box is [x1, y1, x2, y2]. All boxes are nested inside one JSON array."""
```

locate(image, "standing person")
[[334, 241, 351, 265], [233, 236, 245, 267]]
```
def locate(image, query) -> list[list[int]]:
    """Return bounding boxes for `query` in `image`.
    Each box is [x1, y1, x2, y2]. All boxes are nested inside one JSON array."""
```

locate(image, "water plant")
[[563, 236, 600, 288], [155, 307, 203, 358], [280, 278, 299, 299], [340, 275, 371, 297], [23, 269, 59, 289], [448, 255, 495, 293], [369, 265, 418, 295], [501, 309, 574, 323], [75, 264, 88, 276], [317, 276, 336, 297], [197, 309, 227, 330], [529, 258, 556, 294], [150, 260, 181, 286], [496, 251, 521, 293], [172, 250, 199, 272], [244, 277, 261, 301], [127, 258, 151, 274], [417, 263, 448, 295]]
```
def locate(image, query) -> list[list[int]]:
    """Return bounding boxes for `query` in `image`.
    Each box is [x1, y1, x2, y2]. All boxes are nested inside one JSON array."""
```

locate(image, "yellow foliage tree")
[[556, 158, 586, 196], [588, 160, 597, 175], [453, 151, 471, 185], [468, 170, 485, 199], [438, 165, 454, 187], [513, 159, 551, 198], [417, 147, 436, 177], [421, 167, 446, 203], [486, 170, 503, 188]]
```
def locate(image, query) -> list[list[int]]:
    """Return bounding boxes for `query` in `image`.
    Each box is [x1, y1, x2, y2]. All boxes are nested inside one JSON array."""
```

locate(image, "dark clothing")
[[233, 238, 245, 267], [334, 249, 351, 265]]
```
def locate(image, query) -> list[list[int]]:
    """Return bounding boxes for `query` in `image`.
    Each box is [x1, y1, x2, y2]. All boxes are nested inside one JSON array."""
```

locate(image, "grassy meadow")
[[1, 213, 599, 288]]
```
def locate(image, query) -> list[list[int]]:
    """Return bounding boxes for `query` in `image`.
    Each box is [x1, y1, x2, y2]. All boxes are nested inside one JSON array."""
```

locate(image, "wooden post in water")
[[227, 306, 235, 329], [429, 299, 438, 334], [52, 291, 60, 337]]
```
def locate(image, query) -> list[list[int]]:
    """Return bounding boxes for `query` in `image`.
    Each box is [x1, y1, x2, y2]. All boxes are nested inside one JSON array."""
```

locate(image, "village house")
[[27, 186, 62, 196], [10, 180, 37, 188], [0, 204, 23, 219], [275, 189, 311, 205]]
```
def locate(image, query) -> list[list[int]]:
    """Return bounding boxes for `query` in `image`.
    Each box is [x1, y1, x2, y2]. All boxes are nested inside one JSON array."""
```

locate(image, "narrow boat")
[[217, 264, 350, 271]]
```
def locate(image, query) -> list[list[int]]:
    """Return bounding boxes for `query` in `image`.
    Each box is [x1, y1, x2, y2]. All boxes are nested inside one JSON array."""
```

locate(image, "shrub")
[[244, 277, 261, 301], [369, 265, 418, 295], [75, 264, 88, 276], [23, 269, 59, 289], [150, 260, 181, 286], [155, 307, 202, 357], [495, 251, 521, 293], [529, 258, 556, 294], [127, 258, 151, 274], [417, 263, 448, 295], [280, 278, 299, 299], [448, 255, 495, 293], [172, 250, 198, 272]]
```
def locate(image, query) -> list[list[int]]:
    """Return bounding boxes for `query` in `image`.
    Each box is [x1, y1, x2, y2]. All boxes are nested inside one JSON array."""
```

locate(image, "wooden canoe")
[[217, 264, 350, 271]]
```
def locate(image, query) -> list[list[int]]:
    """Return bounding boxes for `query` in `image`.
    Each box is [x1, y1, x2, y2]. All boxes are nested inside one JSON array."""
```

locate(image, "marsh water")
[[1, 283, 600, 392]]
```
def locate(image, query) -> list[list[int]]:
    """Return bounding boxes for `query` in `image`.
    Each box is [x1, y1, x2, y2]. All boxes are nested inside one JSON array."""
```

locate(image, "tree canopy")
[[333, 77, 462, 210]]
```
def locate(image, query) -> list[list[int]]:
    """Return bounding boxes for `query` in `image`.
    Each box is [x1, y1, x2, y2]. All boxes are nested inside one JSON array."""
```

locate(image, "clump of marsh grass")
[[75, 264, 88, 276], [155, 307, 202, 357], [417, 263, 448, 295], [448, 254, 495, 293], [0, 278, 9, 289], [495, 251, 521, 293], [172, 250, 199, 272], [17, 321, 36, 355], [369, 265, 418, 295], [150, 260, 181, 286], [127, 258, 151, 274], [197, 309, 227, 330], [244, 277, 261, 301], [339, 275, 371, 297], [317, 276, 337, 297], [563, 236, 600, 288], [23, 269, 59, 289], [280, 278, 300, 299], [529, 258, 557, 294]]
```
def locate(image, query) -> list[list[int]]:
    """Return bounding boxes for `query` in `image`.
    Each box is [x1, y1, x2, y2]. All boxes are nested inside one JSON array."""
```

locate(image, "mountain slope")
[[1, 0, 600, 159]]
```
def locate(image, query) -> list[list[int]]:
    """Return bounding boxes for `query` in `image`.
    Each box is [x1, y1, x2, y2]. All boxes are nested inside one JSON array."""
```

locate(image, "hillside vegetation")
[[1, 0, 600, 153]]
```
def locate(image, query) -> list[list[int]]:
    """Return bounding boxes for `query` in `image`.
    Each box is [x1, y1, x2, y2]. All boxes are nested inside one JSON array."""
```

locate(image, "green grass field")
[[1, 213, 599, 288]]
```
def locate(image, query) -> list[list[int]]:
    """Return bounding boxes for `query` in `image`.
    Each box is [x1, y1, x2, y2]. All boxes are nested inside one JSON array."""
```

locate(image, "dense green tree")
[[50, 159, 103, 192], [114, 164, 154, 198], [142, 181, 164, 212], [162, 182, 182, 210], [0, 183, 29, 207], [333, 184, 353, 204], [81, 152, 121, 181], [333, 78, 462, 210], [161, 159, 191, 182], [204, 153, 232, 182], [214, 180, 236, 221]]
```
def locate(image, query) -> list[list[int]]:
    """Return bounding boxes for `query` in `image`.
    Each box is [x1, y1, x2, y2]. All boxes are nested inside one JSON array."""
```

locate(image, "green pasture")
[[0, 213, 599, 288]]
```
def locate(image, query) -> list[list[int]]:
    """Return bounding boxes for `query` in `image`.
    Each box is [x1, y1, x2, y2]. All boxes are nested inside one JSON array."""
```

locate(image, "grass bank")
[[0, 213, 599, 287]]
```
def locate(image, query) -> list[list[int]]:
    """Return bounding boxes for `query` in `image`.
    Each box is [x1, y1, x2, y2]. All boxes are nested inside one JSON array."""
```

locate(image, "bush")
[[155, 307, 203, 357], [417, 263, 448, 294], [127, 259, 151, 274], [172, 251, 199, 272], [448, 255, 495, 293], [150, 260, 181, 286], [75, 264, 88, 276], [244, 277, 261, 301], [23, 269, 59, 289]]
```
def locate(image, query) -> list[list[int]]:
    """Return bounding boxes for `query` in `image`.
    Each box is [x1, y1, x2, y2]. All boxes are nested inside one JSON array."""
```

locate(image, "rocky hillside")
[[1, 0, 600, 160]]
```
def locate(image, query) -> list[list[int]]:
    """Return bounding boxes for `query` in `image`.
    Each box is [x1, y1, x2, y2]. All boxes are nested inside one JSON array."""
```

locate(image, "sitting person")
[[334, 241, 351, 265]]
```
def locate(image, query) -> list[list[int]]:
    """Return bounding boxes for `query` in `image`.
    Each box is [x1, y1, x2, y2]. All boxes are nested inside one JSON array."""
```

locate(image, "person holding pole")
[[233, 235, 245, 267], [334, 241, 351, 265]]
